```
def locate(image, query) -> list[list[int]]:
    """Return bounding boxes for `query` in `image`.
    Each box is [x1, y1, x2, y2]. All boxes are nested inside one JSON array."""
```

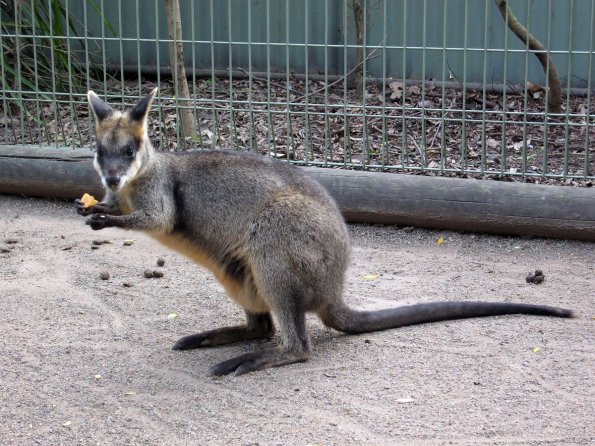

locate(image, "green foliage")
[[0, 0, 113, 100]]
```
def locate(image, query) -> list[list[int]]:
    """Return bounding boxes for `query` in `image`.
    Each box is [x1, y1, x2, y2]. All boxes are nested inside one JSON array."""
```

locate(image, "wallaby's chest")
[[119, 198, 134, 215], [117, 183, 147, 215]]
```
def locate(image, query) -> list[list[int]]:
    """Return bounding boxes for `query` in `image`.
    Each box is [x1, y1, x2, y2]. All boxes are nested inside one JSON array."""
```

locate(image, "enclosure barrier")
[[1, 0, 594, 182]]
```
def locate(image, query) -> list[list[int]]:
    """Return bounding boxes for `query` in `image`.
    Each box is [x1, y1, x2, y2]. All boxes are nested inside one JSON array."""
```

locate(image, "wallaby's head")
[[87, 88, 157, 192]]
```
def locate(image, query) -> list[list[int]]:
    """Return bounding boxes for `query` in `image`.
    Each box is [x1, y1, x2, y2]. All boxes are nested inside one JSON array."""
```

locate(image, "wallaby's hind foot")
[[172, 312, 275, 350], [207, 292, 312, 376], [208, 348, 310, 377]]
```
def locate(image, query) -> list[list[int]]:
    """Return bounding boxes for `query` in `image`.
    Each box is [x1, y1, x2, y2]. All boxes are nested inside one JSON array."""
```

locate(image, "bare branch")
[[494, 0, 562, 113], [298, 35, 387, 100]]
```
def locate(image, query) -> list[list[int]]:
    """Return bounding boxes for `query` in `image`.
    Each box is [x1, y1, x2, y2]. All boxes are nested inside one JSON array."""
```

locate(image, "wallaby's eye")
[[124, 146, 135, 158]]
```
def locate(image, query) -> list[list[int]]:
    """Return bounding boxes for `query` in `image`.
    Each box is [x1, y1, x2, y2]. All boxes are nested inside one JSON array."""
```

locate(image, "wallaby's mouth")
[[105, 176, 121, 190], [102, 174, 130, 192]]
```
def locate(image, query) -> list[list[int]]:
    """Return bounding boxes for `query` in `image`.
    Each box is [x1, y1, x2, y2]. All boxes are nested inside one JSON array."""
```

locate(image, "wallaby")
[[77, 89, 574, 377]]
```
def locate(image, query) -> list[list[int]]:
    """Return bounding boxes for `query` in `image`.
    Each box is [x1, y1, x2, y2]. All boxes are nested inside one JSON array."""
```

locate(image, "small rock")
[[156, 258, 165, 267], [99, 271, 110, 281], [123, 282, 133, 288], [123, 239, 135, 246], [526, 270, 545, 284], [144, 269, 164, 279], [5, 239, 18, 244], [92, 239, 111, 246]]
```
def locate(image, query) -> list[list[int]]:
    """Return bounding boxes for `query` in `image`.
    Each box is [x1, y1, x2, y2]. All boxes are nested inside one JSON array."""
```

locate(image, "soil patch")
[[0, 195, 593, 445]]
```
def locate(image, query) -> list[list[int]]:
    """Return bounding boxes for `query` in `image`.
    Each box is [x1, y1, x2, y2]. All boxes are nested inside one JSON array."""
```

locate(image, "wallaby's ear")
[[129, 88, 158, 124], [87, 91, 114, 123]]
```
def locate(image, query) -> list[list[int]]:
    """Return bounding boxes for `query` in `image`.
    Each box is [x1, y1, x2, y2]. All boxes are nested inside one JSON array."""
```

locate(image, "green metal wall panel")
[[69, 0, 594, 88]]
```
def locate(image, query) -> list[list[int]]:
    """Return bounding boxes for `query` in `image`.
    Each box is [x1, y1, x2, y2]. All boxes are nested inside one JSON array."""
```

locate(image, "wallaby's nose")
[[105, 176, 120, 189]]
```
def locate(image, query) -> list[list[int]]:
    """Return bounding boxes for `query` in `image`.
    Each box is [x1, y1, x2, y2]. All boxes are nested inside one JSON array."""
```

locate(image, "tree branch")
[[165, 0, 196, 141], [494, 0, 562, 113]]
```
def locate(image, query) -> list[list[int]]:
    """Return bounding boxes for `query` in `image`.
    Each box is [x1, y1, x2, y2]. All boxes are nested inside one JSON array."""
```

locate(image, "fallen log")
[[1, 146, 593, 241], [0, 146, 102, 199], [307, 169, 595, 241]]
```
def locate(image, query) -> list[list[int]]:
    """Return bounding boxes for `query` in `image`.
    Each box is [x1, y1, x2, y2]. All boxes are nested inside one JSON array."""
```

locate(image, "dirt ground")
[[0, 194, 593, 446]]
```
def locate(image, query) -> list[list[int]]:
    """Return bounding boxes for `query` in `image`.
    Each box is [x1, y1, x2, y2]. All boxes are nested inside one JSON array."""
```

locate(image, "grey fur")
[[78, 91, 574, 377]]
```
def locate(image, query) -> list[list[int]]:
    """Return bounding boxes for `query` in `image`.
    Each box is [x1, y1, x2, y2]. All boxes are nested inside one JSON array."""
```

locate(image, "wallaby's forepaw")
[[75, 199, 94, 216], [76, 199, 115, 216], [86, 214, 110, 230]]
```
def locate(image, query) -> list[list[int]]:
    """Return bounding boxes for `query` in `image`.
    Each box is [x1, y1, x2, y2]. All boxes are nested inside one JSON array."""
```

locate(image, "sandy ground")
[[0, 194, 593, 446]]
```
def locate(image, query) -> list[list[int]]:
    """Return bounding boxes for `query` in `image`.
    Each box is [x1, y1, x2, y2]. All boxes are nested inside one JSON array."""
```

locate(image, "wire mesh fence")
[[1, 0, 594, 184]]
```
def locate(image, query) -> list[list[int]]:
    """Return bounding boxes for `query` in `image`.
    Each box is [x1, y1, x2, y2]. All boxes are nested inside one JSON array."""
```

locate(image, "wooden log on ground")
[[0, 146, 594, 241], [0, 146, 103, 199], [307, 169, 595, 241]]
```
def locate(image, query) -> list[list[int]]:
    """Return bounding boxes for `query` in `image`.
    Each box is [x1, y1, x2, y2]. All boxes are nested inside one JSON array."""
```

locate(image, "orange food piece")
[[80, 193, 99, 208]]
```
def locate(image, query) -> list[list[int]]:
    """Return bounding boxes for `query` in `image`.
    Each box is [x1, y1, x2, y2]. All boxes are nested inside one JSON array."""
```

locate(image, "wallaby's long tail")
[[322, 301, 574, 335]]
